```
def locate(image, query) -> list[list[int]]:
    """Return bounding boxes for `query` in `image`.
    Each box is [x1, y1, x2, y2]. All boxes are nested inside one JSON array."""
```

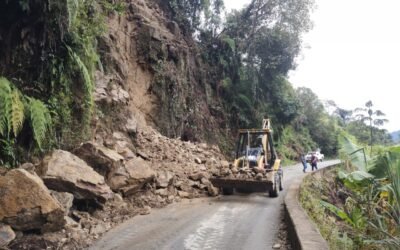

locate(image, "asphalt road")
[[90, 160, 340, 250]]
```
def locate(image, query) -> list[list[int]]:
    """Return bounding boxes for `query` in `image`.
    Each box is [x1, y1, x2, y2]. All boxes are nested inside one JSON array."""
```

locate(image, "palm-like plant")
[[354, 101, 388, 155]]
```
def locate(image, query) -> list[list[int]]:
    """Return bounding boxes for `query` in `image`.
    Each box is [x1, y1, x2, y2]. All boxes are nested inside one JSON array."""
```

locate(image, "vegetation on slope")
[[0, 0, 125, 166]]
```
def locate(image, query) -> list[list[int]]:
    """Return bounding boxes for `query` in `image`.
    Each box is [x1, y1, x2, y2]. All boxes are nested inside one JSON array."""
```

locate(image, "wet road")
[[90, 160, 340, 250]]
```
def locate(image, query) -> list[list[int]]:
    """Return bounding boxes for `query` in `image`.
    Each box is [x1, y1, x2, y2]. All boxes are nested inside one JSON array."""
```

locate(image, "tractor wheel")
[[269, 174, 280, 197], [222, 187, 234, 195], [279, 176, 283, 191]]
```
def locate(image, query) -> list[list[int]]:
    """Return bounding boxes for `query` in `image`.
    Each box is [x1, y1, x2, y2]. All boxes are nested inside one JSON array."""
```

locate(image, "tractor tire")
[[269, 174, 280, 198], [279, 176, 283, 191], [222, 187, 234, 195]]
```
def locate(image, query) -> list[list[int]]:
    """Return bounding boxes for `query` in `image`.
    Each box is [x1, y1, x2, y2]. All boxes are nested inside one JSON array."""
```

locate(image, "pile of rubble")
[[0, 125, 230, 249]]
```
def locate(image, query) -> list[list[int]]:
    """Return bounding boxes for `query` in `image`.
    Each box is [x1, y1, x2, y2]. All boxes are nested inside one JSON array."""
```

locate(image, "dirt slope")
[[96, 0, 230, 147]]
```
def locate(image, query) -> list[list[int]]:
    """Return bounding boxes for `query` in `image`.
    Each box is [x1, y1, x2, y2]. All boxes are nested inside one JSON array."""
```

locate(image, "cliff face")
[[96, 0, 230, 148]]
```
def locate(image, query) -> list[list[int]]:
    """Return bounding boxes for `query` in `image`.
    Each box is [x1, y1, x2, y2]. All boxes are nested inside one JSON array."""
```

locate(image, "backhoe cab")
[[210, 119, 283, 197]]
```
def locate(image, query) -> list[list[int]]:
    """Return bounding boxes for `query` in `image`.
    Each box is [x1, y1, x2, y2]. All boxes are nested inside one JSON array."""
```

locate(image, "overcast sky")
[[225, 0, 399, 132]]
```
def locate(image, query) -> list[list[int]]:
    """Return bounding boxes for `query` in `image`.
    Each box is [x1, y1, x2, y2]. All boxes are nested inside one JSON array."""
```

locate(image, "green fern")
[[11, 90, 25, 136], [66, 45, 94, 118], [28, 98, 51, 149], [0, 77, 12, 136]]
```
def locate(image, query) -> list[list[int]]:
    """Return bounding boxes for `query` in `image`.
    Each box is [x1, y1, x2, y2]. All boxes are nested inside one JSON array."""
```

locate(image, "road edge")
[[284, 163, 339, 249]]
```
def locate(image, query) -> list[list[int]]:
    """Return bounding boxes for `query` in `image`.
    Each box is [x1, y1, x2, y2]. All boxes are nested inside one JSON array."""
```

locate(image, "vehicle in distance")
[[305, 151, 324, 162]]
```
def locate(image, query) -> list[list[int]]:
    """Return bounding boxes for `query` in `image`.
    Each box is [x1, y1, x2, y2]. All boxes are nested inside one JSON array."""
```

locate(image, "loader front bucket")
[[209, 178, 273, 192]]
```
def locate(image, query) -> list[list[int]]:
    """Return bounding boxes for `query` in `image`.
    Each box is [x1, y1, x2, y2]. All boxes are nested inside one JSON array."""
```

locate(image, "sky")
[[224, 0, 399, 132]]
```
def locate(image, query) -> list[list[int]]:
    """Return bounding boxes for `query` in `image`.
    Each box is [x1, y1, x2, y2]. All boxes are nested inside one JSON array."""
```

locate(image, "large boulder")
[[108, 157, 156, 196], [74, 142, 124, 177], [0, 169, 65, 233], [38, 150, 113, 204]]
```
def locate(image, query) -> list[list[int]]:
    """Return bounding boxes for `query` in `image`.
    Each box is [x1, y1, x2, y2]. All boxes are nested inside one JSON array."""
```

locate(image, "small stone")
[[19, 162, 35, 172], [194, 158, 202, 164], [140, 206, 151, 215], [272, 243, 281, 249], [178, 191, 190, 198]]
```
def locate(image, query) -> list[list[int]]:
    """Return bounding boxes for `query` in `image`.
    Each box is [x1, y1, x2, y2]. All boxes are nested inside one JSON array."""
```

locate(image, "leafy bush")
[[301, 135, 400, 249]]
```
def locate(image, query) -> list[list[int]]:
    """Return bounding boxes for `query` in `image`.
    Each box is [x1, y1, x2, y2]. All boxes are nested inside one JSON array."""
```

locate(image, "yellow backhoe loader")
[[210, 119, 283, 197]]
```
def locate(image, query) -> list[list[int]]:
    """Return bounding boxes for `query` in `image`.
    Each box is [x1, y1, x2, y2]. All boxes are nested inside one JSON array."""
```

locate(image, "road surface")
[[90, 160, 340, 250]]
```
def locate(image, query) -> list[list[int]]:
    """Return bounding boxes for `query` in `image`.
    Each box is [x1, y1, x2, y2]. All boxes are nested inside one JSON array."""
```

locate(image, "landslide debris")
[[2, 124, 228, 249], [0, 169, 65, 233]]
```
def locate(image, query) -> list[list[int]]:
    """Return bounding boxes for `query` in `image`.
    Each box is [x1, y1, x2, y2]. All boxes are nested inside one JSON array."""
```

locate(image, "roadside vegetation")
[[300, 131, 400, 249]]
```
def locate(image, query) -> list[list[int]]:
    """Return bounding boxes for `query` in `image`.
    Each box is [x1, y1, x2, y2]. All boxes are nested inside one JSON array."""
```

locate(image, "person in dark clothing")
[[311, 153, 318, 171]]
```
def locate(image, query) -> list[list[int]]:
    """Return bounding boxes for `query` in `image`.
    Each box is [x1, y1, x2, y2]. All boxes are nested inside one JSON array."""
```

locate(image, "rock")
[[255, 173, 264, 180], [0, 223, 15, 248], [253, 167, 265, 174], [0, 169, 65, 232], [51, 191, 74, 215], [200, 178, 210, 185], [272, 243, 281, 249], [176, 181, 195, 193], [108, 157, 156, 196], [19, 162, 35, 173], [221, 160, 230, 168], [178, 191, 190, 198], [74, 142, 124, 177], [0, 168, 7, 176], [167, 195, 175, 203], [38, 150, 113, 204], [139, 206, 151, 215], [137, 150, 150, 160], [90, 223, 108, 235], [189, 172, 209, 181], [156, 170, 174, 188], [231, 167, 239, 174], [206, 182, 219, 197], [116, 146, 136, 160], [194, 158, 202, 164], [65, 216, 80, 229], [221, 168, 232, 176], [112, 193, 124, 203], [155, 188, 168, 197], [110, 84, 130, 104], [125, 115, 138, 134], [199, 165, 207, 171]]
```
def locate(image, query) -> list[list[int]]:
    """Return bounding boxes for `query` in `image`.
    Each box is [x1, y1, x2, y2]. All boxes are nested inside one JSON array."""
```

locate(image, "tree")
[[354, 101, 388, 153]]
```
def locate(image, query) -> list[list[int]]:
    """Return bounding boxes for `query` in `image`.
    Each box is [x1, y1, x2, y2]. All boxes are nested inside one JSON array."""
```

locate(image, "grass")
[[299, 167, 356, 249]]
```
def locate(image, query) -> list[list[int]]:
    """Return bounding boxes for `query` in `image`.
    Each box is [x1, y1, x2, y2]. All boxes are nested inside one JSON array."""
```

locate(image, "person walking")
[[300, 154, 308, 173], [311, 152, 318, 171]]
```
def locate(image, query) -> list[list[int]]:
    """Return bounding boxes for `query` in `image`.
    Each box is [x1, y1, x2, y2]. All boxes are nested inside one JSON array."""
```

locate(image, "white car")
[[305, 151, 324, 162]]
